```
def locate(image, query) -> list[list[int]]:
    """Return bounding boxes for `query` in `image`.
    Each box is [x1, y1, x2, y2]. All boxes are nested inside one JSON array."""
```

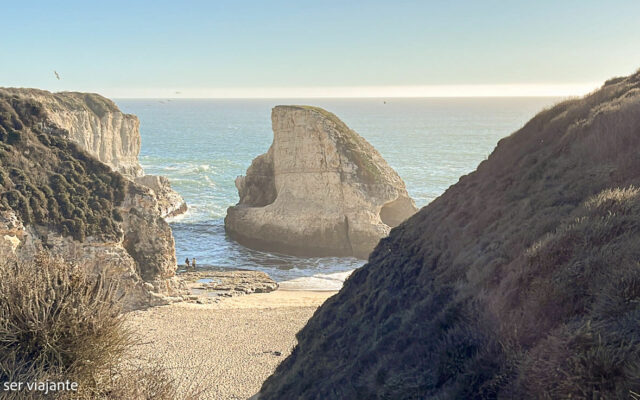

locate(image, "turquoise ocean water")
[[116, 98, 558, 285]]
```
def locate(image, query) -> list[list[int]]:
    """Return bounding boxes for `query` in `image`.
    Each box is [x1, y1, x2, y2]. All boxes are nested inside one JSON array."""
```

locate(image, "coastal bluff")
[[0, 91, 185, 309], [258, 72, 640, 398], [225, 105, 417, 259], [0, 88, 186, 218]]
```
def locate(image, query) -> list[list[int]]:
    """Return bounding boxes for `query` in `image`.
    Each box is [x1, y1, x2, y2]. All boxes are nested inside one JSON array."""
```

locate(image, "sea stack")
[[0, 88, 187, 218], [225, 105, 417, 259], [258, 71, 640, 398]]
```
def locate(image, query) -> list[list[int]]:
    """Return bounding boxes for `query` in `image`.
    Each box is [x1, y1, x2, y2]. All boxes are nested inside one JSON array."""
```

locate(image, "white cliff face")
[[225, 106, 418, 259], [0, 89, 143, 178], [0, 211, 25, 257], [47, 107, 143, 178]]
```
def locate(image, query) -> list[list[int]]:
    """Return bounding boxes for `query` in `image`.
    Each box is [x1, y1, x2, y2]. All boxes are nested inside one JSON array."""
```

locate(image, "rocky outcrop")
[[134, 175, 188, 218], [0, 92, 185, 310], [0, 88, 186, 218], [258, 71, 640, 398], [0, 190, 185, 310], [225, 106, 417, 258], [179, 270, 279, 297]]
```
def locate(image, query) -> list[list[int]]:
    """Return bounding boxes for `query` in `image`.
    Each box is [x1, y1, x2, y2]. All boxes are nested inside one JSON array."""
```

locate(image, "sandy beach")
[[126, 290, 335, 400]]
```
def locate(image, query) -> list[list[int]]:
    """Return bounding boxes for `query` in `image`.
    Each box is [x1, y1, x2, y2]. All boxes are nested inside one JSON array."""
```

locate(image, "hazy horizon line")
[[112, 96, 568, 100], [21, 82, 602, 99]]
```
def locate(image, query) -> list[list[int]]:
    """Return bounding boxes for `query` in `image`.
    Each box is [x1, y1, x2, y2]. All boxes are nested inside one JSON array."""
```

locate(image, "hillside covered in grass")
[[259, 70, 640, 399]]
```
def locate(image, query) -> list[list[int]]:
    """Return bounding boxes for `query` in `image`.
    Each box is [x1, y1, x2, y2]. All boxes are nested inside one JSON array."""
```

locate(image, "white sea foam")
[[164, 207, 191, 223], [278, 270, 355, 291]]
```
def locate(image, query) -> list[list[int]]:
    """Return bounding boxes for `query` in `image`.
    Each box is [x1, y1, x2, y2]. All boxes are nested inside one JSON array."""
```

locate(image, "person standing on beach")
[[185, 258, 190, 269], [191, 258, 197, 270]]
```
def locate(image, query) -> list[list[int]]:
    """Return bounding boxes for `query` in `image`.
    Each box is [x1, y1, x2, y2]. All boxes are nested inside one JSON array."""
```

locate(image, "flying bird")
[[54, 71, 60, 80]]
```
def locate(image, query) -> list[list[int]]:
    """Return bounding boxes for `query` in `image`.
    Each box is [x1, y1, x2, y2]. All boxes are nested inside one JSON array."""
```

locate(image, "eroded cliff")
[[259, 72, 640, 398], [0, 92, 185, 310], [225, 106, 417, 258], [0, 88, 186, 218]]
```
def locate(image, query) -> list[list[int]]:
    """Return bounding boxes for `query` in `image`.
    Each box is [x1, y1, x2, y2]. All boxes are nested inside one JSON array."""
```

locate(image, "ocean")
[[116, 97, 559, 289]]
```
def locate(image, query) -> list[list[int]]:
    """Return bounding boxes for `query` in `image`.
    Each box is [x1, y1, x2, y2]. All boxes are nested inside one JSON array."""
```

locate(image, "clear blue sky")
[[2, 0, 640, 97]]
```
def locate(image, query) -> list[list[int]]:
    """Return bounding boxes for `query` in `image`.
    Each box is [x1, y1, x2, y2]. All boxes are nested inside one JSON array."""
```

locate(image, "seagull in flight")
[[54, 71, 60, 80]]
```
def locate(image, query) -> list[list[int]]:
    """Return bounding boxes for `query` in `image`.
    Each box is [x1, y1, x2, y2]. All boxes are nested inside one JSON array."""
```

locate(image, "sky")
[[2, 0, 640, 98]]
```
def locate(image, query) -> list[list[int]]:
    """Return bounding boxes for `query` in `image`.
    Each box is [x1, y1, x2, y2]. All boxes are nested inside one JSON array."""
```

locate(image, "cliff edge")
[[225, 106, 417, 258], [0, 91, 185, 310], [258, 72, 640, 398], [0, 88, 186, 218]]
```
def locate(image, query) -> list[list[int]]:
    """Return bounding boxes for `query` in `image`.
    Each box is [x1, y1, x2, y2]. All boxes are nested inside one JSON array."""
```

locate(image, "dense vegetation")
[[0, 93, 126, 241], [260, 71, 640, 398]]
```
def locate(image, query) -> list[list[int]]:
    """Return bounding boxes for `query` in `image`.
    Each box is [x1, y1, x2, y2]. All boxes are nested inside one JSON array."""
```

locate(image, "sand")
[[126, 290, 335, 400]]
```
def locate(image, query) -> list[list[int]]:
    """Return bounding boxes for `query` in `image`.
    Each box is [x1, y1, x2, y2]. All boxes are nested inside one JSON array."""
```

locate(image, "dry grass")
[[0, 253, 205, 399], [504, 186, 640, 398]]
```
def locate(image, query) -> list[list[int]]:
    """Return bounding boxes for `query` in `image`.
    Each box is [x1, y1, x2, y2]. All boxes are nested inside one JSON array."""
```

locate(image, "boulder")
[[134, 175, 188, 218]]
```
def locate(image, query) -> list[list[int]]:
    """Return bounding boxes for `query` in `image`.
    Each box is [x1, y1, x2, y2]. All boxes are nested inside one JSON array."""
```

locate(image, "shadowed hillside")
[[259, 70, 640, 399]]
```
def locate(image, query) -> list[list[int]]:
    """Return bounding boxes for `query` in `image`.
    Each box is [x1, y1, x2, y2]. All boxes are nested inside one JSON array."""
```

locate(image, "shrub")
[[7, 130, 22, 145], [0, 253, 128, 398], [0, 254, 201, 399]]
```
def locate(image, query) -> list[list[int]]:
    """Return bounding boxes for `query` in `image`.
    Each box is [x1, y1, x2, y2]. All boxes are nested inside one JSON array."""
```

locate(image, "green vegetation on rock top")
[[0, 93, 126, 241], [277, 105, 386, 184], [0, 88, 125, 118]]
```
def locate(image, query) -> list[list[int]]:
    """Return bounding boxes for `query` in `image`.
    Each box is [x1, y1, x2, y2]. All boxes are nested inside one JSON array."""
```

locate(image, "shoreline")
[[127, 289, 336, 399], [177, 266, 354, 293]]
